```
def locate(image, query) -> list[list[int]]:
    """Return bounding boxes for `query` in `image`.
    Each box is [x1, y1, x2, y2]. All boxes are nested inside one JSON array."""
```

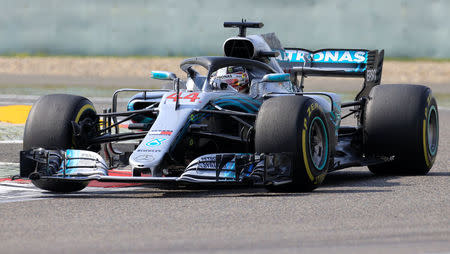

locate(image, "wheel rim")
[[72, 104, 97, 149], [427, 105, 438, 156], [308, 117, 328, 170]]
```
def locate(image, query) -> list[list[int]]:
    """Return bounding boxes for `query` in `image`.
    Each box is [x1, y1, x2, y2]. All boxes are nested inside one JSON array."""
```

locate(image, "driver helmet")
[[211, 66, 250, 92]]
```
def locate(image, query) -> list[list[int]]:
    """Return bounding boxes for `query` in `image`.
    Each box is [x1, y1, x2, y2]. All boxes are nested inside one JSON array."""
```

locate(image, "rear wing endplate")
[[276, 48, 384, 100]]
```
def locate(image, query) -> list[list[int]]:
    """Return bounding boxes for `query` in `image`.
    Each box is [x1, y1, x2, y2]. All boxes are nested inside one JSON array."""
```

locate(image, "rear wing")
[[276, 48, 384, 100]]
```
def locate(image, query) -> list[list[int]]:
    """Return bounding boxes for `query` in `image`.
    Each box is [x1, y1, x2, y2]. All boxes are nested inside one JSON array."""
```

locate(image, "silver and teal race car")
[[19, 21, 439, 192]]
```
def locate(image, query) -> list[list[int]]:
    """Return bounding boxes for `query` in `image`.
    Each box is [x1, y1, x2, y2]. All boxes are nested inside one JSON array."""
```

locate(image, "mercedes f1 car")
[[19, 21, 439, 192]]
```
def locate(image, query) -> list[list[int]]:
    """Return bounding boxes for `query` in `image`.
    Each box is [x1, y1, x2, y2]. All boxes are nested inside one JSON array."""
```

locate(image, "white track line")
[[0, 94, 129, 103], [0, 162, 19, 166], [0, 140, 139, 144], [0, 183, 147, 203], [0, 182, 41, 204], [0, 140, 22, 144]]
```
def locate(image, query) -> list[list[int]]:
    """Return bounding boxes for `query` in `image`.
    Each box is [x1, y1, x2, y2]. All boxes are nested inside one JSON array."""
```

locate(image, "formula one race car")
[[19, 21, 439, 192]]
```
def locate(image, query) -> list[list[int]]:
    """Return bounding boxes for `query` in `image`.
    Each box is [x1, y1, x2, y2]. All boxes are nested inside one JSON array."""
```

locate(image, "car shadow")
[[321, 170, 402, 188], [37, 168, 412, 199], [427, 171, 450, 176]]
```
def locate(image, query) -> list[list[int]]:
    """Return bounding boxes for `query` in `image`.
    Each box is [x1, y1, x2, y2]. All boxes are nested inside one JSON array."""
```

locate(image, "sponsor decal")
[[366, 69, 377, 82], [277, 50, 367, 64], [197, 161, 235, 170], [198, 161, 216, 169], [306, 103, 319, 117], [218, 74, 233, 79], [196, 156, 217, 169], [145, 138, 167, 147], [200, 156, 217, 161], [133, 154, 155, 162], [66, 150, 97, 159], [148, 130, 173, 135], [136, 149, 161, 153]]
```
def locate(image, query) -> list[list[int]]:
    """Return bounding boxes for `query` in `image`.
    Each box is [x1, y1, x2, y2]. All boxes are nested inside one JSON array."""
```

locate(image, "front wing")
[[20, 149, 295, 188]]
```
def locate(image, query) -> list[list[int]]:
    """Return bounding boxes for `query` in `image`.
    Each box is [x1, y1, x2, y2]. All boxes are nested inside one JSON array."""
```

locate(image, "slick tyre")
[[364, 84, 439, 175], [255, 96, 332, 191], [23, 94, 98, 150], [23, 94, 98, 193]]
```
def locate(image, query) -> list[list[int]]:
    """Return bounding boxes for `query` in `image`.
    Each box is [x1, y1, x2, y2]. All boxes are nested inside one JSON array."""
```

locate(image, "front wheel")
[[23, 94, 99, 192], [255, 96, 332, 191], [23, 94, 98, 151]]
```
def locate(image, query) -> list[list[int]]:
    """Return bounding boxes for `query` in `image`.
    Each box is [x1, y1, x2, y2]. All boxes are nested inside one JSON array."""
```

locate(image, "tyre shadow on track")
[[311, 170, 399, 194], [322, 170, 401, 188], [427, 171, 450, 176], [35, 170, 405, 199]]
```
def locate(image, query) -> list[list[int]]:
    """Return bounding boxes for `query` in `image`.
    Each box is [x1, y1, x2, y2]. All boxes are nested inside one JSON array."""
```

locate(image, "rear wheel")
[[23, 94, 99, 192], [255, 96, 332, 191], [364, 84, 439, 175]]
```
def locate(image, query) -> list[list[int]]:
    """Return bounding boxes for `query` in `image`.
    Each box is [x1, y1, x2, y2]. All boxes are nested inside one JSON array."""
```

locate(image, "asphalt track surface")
[[0, 88, 449, 254]]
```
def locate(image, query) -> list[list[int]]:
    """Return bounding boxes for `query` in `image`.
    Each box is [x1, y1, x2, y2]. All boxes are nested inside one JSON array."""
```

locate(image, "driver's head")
[[211, 66, 250, 92]]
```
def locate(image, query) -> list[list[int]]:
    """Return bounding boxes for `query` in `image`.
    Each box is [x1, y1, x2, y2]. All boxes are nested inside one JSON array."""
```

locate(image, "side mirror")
[[261, 73, 290, 82], [150, 71, 177, 80]]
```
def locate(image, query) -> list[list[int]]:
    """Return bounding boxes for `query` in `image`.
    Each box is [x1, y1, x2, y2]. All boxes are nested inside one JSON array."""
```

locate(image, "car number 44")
[[167, 92, 200, 102]]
